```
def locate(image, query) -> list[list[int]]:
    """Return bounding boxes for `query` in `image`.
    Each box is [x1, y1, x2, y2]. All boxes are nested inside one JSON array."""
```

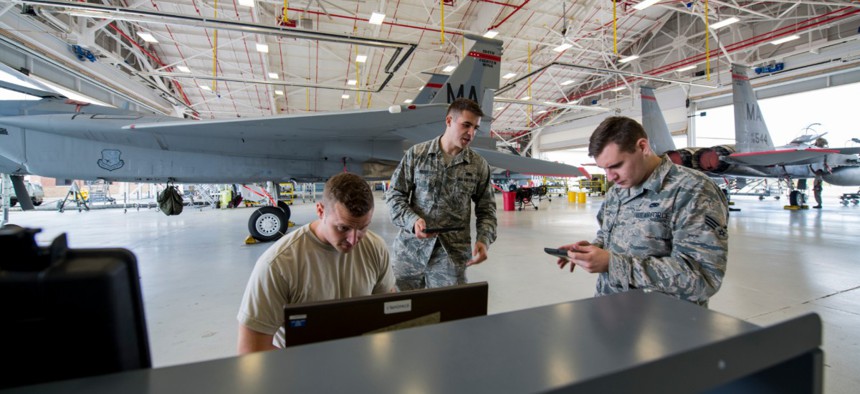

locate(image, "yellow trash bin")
[[577, 192, 587, 204], [220, 189, 232, 209], [567, 191, 576, 202]]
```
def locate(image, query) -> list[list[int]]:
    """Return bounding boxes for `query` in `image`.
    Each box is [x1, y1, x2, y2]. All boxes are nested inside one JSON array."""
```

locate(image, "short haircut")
[[447, 97, 484, 118], [588, 116, 648, 157], [323, 172, 374, 217]]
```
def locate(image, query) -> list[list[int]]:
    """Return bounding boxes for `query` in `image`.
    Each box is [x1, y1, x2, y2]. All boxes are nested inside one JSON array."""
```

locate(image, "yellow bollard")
[[577, 192, 587, 204], [568, 191, 576, 202]]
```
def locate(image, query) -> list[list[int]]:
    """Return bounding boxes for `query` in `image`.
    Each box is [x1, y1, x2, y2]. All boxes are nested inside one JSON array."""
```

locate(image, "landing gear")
[[248, 204, 291, 242], [789, 190, 807, 207]]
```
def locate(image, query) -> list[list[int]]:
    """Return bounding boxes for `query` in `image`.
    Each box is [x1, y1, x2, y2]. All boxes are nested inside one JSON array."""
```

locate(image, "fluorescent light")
[[256, 43, 269, 53], [770, 35, 800, 45], [199, 85, 211, 91], [618, 55, 639, 63], [553, 43, 573, 53], [495, 106, 505, 111], [369, 12, 385, 25], [442, 65, 456, 73], [268, 72, 278, 79], [347, 79, 357, 86], [502, 72, 517, 79], [676, 65, 696, 72], [238, 0, 255, 7], [711, 17, 739, 29], [560, 79, 575, 86], [176, 65, 190, 73], [483, 30, 499, 39], [356, 55, 367, 63], [275, 90, 284, 95], [137, 32, 158, 43], [341, 94, 350, 99], [633, 0, 661, 11], [520, 96, 531, 100], [611, 86, 626, 92], [404, 99, 413, 103]]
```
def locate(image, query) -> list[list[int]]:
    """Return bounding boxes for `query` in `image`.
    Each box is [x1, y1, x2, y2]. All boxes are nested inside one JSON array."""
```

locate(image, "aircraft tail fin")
[[411, 73, 449, 104], [640, 86, 676, 155], [732, 64, 774, 152], [429, 34, 502, 106]]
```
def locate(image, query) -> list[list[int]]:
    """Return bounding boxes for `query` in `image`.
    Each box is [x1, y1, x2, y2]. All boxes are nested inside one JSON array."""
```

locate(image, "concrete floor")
[[4, 190, 859, 393]]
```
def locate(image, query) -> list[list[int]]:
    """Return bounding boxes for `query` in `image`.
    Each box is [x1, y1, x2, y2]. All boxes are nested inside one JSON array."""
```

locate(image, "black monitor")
[[0, 226, 151, 389], [282, 282, 488, 348]]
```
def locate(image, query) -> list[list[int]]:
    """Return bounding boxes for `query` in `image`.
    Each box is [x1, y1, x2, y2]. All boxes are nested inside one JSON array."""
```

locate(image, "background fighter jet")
[[0, 34, 586, 241], [641, 65, 860, 205]]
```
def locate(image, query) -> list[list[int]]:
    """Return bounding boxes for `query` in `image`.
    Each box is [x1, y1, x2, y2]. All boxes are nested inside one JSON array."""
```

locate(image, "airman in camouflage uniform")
[[386, 98, 497, 290], [557, 116, 728, 307]]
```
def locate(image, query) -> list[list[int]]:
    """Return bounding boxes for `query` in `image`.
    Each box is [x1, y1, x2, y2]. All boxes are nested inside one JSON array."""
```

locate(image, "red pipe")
[[488, 1, 531, 31], [477, 0, 523, 8], [107, 23, 193, 108]]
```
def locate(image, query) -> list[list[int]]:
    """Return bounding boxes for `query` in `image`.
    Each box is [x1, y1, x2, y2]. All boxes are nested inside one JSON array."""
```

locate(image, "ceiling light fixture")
[[176, 65, 190, 73], [256, 43, 269, 53], [275, 90, 284, 95], [268, 72, 278, 79], [341, 94, 350, 99], [442, 65, 456, 73], [560, 80, 575, 86], [618, 55, 640, 63], [633, 0, 661, 11], [356, 55, 367, 63], [502, 73, 517, 79], [495, 106, 505, 111], [238, 0, 255, 7], [521, 96, 531, 100], [676, 65, 696, 72], [483, 31, 499, 39], [347, 80, 357, 86], [199, 85, 211, 91], [369, 12, 385, 25], [710, 17, 739, 29], [611, 86, 626, 92], [404, 99, 413, 103], [136, 32, 158, 43], [553, 43, 573, 53], [770, 35, 800, 45]]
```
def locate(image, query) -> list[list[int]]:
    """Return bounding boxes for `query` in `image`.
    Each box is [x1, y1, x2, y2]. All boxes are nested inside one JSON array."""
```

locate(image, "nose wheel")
[[248, 205, 291, 242]]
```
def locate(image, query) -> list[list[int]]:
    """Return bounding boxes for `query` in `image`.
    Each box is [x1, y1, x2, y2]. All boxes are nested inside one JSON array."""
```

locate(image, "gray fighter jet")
[[641, 65, 860, 205], [0, 34, 586, 240]]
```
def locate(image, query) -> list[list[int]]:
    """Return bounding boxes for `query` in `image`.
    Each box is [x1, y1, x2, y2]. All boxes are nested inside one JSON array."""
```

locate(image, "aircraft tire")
[[789, 190, 806, 207], [248, 206, 289, 242]]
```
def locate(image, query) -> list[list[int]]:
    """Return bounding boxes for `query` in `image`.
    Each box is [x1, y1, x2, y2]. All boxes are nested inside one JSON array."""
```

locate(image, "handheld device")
[[544, 247, 571, 259], [424, 226, 465, 233]]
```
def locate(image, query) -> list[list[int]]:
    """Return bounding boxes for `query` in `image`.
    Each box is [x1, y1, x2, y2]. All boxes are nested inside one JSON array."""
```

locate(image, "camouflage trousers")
[[395, 241, 467, 290]]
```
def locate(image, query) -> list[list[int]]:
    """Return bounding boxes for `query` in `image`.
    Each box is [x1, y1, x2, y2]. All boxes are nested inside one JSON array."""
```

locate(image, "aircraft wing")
[[124, 104, 448, 140], [472, 148, 588, 178], [829, 146, 860, 155], [725, 148, 839, 166]]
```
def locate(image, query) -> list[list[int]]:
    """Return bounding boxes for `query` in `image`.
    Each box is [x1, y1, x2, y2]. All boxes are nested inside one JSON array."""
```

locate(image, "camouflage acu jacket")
[[593, 157, 729, 307], [385, 137, 497, 268]]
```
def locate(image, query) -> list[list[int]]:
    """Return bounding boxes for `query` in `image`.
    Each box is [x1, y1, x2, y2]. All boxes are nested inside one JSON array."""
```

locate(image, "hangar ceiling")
[[1, 0, 860, 153]]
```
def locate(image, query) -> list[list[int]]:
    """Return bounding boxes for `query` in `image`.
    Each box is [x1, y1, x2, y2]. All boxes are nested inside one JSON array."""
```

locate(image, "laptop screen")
[[282, 282, 488, 348]]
